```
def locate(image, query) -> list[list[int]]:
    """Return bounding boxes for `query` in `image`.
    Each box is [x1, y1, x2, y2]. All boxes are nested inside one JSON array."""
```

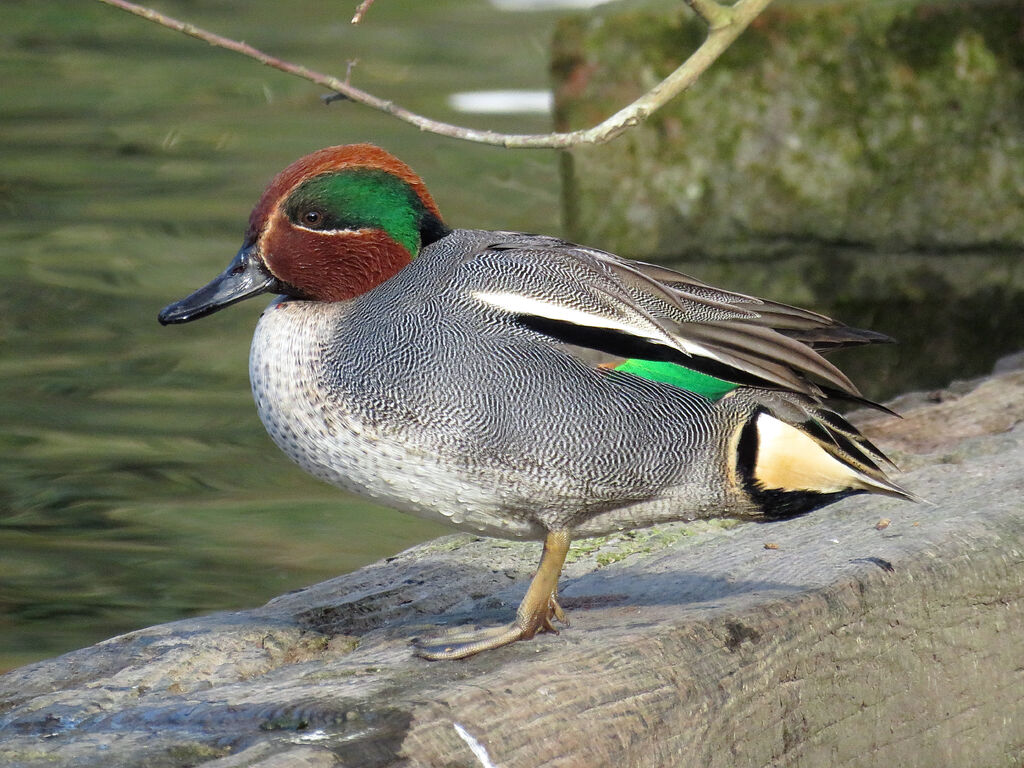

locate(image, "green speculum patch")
[[614, 358, 738, 401], [286, 169, 426, 256]]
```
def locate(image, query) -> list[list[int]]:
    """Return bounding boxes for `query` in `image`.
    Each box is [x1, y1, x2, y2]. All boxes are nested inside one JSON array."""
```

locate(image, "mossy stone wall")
[[553, 0, 1024, 257]]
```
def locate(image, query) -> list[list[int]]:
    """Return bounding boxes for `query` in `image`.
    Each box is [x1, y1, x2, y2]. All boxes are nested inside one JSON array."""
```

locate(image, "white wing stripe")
[[471, 290, 725, 363], [472, 290, 642, 335]]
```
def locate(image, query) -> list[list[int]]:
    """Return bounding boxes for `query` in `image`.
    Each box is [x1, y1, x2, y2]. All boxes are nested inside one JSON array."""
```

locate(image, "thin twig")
[[684, 0, 734, 29], [95, 0, 774, 148], [350, 0, 376, 25]]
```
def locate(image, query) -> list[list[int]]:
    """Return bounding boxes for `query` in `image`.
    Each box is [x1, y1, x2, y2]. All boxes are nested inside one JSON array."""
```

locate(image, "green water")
[[0, 0, 565, 670], [2, 1, 1022, 673]]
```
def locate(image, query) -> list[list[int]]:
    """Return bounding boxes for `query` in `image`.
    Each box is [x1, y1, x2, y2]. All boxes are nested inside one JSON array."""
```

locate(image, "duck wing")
[[619, 261, 895, 352], [462, 234, 886, 401]]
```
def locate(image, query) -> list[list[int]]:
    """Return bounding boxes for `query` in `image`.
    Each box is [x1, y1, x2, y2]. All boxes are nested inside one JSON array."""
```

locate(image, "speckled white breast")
[[249, 298, 546, 540]]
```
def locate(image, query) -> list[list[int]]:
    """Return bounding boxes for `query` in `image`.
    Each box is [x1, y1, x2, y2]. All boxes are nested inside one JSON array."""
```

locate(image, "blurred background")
[[2, 0, 1021, 671]]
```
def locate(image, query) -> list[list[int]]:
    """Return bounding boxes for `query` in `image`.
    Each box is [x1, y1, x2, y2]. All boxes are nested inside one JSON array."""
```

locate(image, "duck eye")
[[302, 209, 324, 227]]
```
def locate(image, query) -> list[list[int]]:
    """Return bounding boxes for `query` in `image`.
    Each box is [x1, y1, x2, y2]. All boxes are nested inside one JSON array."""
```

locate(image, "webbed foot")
[[413, 530, 570, 661]]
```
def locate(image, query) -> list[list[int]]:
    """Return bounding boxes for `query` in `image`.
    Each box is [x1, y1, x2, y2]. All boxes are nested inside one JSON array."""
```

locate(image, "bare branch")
[[684, 0, 734, 29], [350, 0, 377, 25], [95, 0, 775, 148]]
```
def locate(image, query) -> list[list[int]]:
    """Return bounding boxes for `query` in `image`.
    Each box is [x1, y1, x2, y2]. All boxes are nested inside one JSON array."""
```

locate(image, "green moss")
[[567, 521, 741, 567], [166, 742, 230, 761], [260, 715, 310, 732], [417, 534, 475, 554], [887, 2, 1024, 71]]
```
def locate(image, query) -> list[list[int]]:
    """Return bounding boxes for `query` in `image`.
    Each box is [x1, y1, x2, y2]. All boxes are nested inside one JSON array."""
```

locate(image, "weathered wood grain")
[[1, 366, 1021, 768]]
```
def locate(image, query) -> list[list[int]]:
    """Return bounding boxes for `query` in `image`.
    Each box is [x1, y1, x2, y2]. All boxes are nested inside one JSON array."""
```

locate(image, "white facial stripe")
[[296, 226, 375, 236]]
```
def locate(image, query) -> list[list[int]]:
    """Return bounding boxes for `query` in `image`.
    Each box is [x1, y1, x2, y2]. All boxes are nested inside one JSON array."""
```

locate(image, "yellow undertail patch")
[[753, 413, 887, 495]]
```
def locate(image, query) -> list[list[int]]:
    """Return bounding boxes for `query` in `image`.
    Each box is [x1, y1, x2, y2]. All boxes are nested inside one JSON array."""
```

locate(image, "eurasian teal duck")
[[159, 144, 915, 659]]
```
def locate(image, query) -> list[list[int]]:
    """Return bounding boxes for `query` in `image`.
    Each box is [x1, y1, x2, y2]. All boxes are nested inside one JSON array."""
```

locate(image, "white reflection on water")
[[448, 90, 553, 115], [491, 0, 614, 8]]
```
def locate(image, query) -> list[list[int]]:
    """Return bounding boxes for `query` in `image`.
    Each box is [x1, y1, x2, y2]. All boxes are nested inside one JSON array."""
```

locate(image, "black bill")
[[158, 245, 282, 325]]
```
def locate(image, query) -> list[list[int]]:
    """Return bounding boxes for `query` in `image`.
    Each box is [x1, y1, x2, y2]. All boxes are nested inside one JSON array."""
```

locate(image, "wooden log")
[[0, 364, 1021, 768]]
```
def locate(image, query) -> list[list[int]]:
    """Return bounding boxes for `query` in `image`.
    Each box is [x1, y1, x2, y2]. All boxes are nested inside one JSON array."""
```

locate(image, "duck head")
[[158, 144, 449, 324]]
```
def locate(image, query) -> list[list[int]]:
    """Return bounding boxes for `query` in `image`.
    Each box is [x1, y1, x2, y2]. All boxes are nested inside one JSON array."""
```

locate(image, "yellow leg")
[[414, 530, 571, 661]]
